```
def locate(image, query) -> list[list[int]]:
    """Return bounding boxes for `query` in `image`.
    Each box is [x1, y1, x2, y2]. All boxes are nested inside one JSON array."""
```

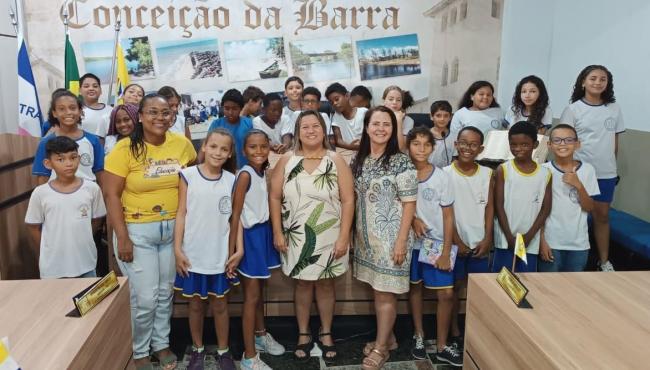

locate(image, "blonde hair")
[[292, 110, 331, 152]]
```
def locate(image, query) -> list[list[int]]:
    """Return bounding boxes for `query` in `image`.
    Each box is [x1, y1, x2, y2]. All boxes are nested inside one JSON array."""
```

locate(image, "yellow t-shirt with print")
[[105, 132, 197, 223]]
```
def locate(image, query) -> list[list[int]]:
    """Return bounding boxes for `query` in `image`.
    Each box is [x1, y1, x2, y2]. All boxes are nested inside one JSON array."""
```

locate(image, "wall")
[[0, 0, 18, 134], [499, 0, 650, 221]]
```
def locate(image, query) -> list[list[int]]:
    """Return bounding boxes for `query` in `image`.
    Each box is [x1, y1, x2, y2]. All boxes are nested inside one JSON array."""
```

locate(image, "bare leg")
[[242, 277, 261, 359], [210, 295, 230, 350], [436, 288, 454, 351], [450, 280, 465, 337], [254, 281, 266, 335], [592, 201, 611, 264], [315, 279, 336, 357], [408, 282, 424, 337], [294, 279, 315, 357], [373, 290, 397, 351], [188, 297, 206, 348]]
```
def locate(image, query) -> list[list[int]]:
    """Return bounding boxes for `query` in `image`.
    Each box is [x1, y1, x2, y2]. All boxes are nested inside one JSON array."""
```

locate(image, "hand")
[[273, 231, 288, 253], [506, 234, 516, 250], [435, 254, 452, 272], [332, 237, 350, 259], [175, 251, 191, 277], [392, 238, 408, 265], [539, 239, 554, 262], [394, 110, 406, 123], [226, 251, 243, 278], [117, 236, 134, 263], [350, 139, 360, 146], [474, 238, 492, 258], [274, 144, 288, 154], [411, 218, 428, 238], [562, 171, 582, 190], [457, 242, 472, 257]]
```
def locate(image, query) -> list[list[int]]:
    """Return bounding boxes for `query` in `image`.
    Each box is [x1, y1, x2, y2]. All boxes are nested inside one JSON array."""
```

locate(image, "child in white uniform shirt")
[[506, 75, 553, 134], [450, 80, 505, 138], [326, 82, 367, 150], [79, 73, 112, 138]]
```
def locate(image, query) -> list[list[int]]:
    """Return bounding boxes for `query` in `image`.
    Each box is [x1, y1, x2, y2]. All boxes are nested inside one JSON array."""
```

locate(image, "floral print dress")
[[281, 152, 348, 280], [353, 153, 418, 294]]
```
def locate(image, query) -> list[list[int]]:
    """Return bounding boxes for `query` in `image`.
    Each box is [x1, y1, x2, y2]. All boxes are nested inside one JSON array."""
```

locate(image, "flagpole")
[[511, 248, 517, 273], [9, 3, 18, 36], [107, 16, 121, 106]]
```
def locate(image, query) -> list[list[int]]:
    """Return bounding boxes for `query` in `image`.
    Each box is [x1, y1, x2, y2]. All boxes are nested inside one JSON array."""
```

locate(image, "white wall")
[[499, 0, 650, 132], [0, 0, 18, 134]]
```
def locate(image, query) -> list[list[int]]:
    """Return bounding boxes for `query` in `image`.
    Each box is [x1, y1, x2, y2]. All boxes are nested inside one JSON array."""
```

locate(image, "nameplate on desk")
[[72, 271, 119, 317], [496, 267, 532, 308]]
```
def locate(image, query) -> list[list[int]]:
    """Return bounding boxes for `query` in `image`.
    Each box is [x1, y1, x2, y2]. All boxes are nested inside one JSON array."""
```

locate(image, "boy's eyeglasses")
[[457, 141, 481, 150], [550, 137, 578, 145], [302, 99, 319, 104], [145, 110, 172, 119]]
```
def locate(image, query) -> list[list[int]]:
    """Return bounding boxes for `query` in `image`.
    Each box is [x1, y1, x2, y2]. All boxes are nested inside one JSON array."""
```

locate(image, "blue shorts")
[[453, 255, 490, 281], [237, 221, 281, 279], [492, 249, 538, 273], [538, 249, 588, 272], [409, 249, 454, 289], [174, 271, 239, 299], [592, 177, 617, 203]]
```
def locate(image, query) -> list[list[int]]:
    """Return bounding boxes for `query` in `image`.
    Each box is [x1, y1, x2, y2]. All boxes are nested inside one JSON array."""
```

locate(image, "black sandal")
[[318, 330, 337, 362], [294, 333, 314, 362]]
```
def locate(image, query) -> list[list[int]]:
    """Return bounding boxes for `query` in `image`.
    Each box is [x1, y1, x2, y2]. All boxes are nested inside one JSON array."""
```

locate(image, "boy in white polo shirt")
[[539, 124, 600, 272], [325, 82, 367, 150], [25, 136, 106, 278]]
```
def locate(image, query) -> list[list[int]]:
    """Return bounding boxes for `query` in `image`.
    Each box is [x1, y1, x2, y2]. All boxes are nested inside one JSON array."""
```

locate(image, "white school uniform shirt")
[[543, 161, 600, 251], [560, 100, 625, 179], [236, 165, 269, 229], [331, 107, 367, 143], [494, 160, 551, 255], [24, 180, 106, 278], [82, 104, 112, 138], [169, 115, 186, 135], [402, 115, 415, 135], [429, 131, 455, 169], [505, 106, 553, 129], [414, 167, 454, 249], [180, 166, 235, 274], [253, 115, 292, 146], [450, 107, 505, 137], [104, 135, 118, 155], [443, 163, 493, 249]]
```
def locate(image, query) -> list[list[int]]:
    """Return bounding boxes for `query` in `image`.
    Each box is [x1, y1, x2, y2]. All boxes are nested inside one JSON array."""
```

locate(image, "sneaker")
[[217, 351, 236, 370], [436, 345, 463, 367], [240, 353, 272, 370], [255, 332, 286, 355], [598, 260, 615, 271], [187, 349, 205, 370], [450, 335, 464, 352], [411, 335, 426, 360]]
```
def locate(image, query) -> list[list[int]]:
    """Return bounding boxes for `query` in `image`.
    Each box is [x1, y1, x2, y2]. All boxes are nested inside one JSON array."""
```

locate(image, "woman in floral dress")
[[351, 106, 418, 370], [270, 110, 354, 362]]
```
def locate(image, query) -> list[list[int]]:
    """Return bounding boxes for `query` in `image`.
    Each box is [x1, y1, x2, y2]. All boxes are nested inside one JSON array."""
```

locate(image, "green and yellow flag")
[[514, 233, 528, 265], [64, 34, 80, 95]]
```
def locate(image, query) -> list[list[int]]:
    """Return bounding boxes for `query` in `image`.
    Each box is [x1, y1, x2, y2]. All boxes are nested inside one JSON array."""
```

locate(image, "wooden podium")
[[0, 277, 132, 369], [464, 272, 650, 369]]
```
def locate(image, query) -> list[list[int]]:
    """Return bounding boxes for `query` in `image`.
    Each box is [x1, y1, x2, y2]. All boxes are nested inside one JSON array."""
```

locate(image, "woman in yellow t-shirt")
[[104, 94, 197, 369]]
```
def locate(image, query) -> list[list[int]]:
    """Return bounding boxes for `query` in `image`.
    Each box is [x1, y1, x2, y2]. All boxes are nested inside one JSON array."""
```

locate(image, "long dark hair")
[[351, 106, 401, 178], [48, 89, 82, 127], [130, 94, 169, 161], [511, 75, 549, 125], [203, 128, 237, 174], [570, 65, 616, 104], [458, 80, 500, 109]]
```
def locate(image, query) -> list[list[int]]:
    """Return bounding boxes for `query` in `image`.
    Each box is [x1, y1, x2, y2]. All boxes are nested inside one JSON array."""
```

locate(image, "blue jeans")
[[114, 220, 175, 359], [77, 270, 97, 278], [538, 249, 588, 272]]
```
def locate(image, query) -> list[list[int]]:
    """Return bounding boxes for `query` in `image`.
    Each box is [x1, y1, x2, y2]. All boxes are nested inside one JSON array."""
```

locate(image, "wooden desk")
[[0, 277, 132, 369], [464, 272, 650, 369]]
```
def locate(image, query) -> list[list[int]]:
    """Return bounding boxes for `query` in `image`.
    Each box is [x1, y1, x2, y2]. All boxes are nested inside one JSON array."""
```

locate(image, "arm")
[[563, 170, 595, 213], [523, 179, 552, 245], [269, 154, 290, 253], [393, 201, 416, 265], [229, 171, 251, 266], [394, 110, 407, 152], [539, 227, 554, 262], [494, 165, 515, 249], [332, 126, 360, 150], [26, 224, 42, 251], [436, 206, 455, 271], [102, 172, 133, 262], [615, 133, 620, 158], [94, 171, 104, 189], [474, 173, 495, 258], [332, 153, 354, 259], [174, 177, 191, 276], [184, 125, 192, 141]]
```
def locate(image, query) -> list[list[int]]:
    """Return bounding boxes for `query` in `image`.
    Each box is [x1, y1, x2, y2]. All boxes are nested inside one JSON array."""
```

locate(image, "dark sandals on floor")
[[318, 330, 337, 362], [294, 333, 314, 363]]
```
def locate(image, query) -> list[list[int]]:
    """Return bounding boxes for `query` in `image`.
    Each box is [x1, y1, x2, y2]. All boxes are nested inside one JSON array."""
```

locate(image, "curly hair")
[[458, 81, 500, 109], [511, 75, 549, 126], [570, 65, 615, 104]]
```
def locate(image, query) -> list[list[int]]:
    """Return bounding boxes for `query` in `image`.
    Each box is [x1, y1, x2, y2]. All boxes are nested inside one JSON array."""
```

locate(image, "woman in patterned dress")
[[351, 106, 418, 370], [270, 110, 354, 362]]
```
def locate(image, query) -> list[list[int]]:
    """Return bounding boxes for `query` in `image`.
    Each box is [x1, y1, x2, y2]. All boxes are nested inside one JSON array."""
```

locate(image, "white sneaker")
[[599, 260, 615, 271], [240, 353, 272, 370], [255, 332, 286, 355]]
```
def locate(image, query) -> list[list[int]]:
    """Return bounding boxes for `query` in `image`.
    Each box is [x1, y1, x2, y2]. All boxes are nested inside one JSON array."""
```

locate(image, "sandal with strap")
[[363, 340, 398, 356], [318, 329, 337, 362], [294, 333, 314, 363], [362, 348, 389, 370]]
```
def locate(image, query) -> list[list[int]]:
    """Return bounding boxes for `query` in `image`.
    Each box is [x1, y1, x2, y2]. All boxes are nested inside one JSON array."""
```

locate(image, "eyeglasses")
[[550, 137, 578, 145], [302, 99, 319, 104], [457, 141, 480, 150], [145, 110, 172, 119]]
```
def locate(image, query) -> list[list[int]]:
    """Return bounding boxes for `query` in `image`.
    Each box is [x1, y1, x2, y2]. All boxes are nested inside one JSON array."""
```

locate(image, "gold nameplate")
[[496, 267, 530, 308], [73, 271, 119, 316]]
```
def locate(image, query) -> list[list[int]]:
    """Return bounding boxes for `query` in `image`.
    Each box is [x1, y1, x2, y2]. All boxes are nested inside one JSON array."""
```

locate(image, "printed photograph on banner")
[[356, 34, 421, 81], [155, 38, 222, 80], [223, 37, 288, 82], [180, 90, 225, 126], [289, 36, 353, 83], [81, 37, 155, 82]]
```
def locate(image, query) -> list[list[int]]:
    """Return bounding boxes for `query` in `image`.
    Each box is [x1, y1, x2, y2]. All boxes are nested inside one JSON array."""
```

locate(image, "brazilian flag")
[[64, 34, 80, 95]]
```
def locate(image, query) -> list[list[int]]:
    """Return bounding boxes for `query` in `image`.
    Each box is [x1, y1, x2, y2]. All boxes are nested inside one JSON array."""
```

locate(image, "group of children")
[[25, 64, 623, 369]]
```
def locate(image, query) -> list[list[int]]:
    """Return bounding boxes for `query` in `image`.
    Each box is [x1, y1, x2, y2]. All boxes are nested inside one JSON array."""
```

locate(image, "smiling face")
[[222, 100, 242, 123], [366, 111, 393, 146], [244, 133, 270, 169], [548, 127, 580, 159], [508, 134, 537, 160], [139, 97, 171, 139], [383, 89, 403, 112], [301, 94, 321, 112], [123, 85, 144, 105], [297, 113, 325, 150], [114, 108, 135, 137], [470, 86, 494, 110], [52, 96, 81, 129], [520, 82, 540, 108], [408, 134, 434, 165], [285, 81, 303, 103], [202, 132, 233, 170], [80, 78, 101, 104], [582, 69, 608, 98], [455, 129, 484, 163]]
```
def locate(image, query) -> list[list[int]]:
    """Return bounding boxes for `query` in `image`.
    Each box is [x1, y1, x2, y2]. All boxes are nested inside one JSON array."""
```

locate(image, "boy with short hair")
[[493, 121, 552, 272], [252, 93, 292, 152], [539, 124, 600, 272], [350, 85, 373, 109], [325, 82, 367, 150], [241, 85, 265, 118], [208, 89, 253, 168], [25, 136, 106, 279], [79, 73, 112, 138]]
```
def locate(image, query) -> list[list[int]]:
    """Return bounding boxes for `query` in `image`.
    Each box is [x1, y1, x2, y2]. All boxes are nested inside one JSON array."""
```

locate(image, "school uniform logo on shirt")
[[604, 117, 616, 131], [491, 119, 502, 129], [422, 188, 437, 202], [218, 196, 232, 215], [79, 205, 89, 219], [80, 152, 92, 166], [569, 187, 580, 203], [144, 158, 182, 178]]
